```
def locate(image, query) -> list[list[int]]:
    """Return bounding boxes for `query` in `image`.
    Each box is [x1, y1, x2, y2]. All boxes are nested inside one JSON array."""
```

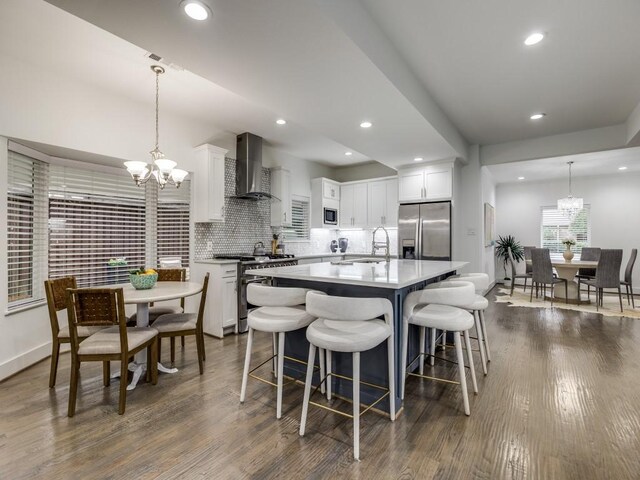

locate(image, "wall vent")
[[146, 52, 162, 62]]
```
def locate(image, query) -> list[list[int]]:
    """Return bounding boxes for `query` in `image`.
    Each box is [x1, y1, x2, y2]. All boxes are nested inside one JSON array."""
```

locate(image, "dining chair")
[[620, 249, 637, 308], [129, 267, 187, 361], [66, 288, 159, 416], [576, 247, 601, 300], [530, 248, 568, 306], [579, 249, 624, 312], [45, 276, 108, 388], [523, 246, 535, 276], [508, 247, 532, 295], [152, 273, 210, 374]]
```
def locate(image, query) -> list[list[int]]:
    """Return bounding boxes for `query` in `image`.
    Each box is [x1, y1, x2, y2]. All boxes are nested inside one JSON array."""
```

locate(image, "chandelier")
[[124, 65, 188, 189], [557, 161, 583, 220]]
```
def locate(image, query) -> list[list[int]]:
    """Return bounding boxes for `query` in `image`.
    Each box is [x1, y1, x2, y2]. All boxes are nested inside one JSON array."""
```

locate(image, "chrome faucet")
[[371, 226, 391, 262]]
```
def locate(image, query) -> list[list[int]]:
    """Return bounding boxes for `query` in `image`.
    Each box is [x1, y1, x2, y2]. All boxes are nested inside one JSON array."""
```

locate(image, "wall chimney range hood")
[[235, 132, 272, 200]]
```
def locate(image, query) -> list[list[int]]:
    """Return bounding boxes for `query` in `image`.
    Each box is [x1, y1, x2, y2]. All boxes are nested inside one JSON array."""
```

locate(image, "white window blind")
[[7, 151, 48, 309], [282, 196, 310, 241], [541, 205, 590, 257], [157, 179, 191, 267], [48, 165, 147, 287]]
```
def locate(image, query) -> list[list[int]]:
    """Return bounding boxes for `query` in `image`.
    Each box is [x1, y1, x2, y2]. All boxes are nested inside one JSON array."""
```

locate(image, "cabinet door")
[[398, 169, 425, 202], [323, 180, 340, 200], [280, 170, 292, 226], [385, 178, 398, 227], [193, 144, 228, 222], [367, 180, 387, 227], [425, 167, 452, 200], [209, 152, 226, 221], [222, 277, 237, 328], [352, 183, 368, 228], [270, 168, 292, 227], [339, 184, 354, 228]]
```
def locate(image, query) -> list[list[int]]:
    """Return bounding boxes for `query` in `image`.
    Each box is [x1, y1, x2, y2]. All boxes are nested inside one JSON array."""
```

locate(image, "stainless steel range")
[[212, 253, 298, 333]]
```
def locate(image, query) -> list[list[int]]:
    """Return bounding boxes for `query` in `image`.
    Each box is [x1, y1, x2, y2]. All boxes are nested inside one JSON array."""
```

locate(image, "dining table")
[[120, 281, 203, 390], [528, 259, 598, 303]]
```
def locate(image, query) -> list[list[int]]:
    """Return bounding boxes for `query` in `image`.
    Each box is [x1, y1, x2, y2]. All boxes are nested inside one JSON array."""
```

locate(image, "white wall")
[[496, 172, 640, 290], [0, 51, 226, 380]]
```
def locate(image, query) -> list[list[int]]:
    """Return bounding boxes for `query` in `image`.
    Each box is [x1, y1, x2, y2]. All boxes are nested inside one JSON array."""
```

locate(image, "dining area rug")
[[494, 287, 640, 319]]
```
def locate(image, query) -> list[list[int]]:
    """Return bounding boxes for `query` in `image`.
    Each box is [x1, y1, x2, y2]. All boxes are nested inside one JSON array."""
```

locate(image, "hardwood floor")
[[2, 288, 640, 479]]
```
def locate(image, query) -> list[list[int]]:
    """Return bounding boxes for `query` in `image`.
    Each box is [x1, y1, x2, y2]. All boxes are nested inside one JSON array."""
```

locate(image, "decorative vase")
[[563, 245, 574, 262]]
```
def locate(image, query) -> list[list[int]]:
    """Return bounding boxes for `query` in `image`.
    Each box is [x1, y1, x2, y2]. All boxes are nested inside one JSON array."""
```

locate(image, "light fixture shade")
[[124, 161, 148, 176], [171, 168, 189, 183], [557, 196, 584, 218], [154, 159, 177, 175]]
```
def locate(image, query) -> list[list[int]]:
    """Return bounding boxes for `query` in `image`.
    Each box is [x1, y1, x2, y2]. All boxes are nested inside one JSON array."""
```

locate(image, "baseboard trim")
[[0, 341, 52, 382]]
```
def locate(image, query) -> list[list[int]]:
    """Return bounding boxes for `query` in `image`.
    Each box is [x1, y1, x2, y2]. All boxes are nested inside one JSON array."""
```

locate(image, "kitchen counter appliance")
[[212, 253, 297, 332]]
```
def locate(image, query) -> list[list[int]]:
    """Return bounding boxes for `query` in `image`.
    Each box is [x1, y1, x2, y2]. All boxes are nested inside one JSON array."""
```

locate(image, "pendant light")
[[557, 161, 583, 220]]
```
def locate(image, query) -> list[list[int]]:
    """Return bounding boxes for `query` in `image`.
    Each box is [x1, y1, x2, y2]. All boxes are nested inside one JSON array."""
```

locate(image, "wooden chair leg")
[[523, 277, 528, 293], [196, 332, 204, 375], [118, 357, 128, 415], [181, 336, 185, 348], [170, 337, 176, 364], [151, 339, 158, 385], [146, 346, 152, 383], [618, 287, 624, 313], [103, 361, 110, 387], [49, 340, 61, 388], [67, 356, 79, 417], [157, 337, 162, 364], [530, 282, 534, 302]]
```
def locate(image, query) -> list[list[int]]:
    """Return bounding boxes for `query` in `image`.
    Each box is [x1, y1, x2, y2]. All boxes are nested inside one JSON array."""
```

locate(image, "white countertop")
[[194, 259, 240, 265], [245, 259, 468, 289]]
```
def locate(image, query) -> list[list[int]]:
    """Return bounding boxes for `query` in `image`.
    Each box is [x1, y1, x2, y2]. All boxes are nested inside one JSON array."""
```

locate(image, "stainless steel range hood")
[[235, 132, 272, 200]]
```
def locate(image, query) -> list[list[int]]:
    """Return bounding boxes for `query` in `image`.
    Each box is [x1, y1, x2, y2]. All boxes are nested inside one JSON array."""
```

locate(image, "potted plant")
[[494, 235, 525, 284], [562, 236, 576, 262]]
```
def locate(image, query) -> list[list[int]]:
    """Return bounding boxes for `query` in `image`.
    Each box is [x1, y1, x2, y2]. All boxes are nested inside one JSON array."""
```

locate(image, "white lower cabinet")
[[191, 262, 238, 338]]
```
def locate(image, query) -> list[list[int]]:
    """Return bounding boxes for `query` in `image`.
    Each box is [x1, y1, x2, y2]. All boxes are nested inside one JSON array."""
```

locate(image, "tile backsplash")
[[194, 158, 398, 259]]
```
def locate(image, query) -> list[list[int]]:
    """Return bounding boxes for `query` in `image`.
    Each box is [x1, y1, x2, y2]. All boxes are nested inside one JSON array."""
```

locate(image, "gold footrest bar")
[[407, 352, 471, 370], [407, 372, 460, 385], [247, 354, 319, 389], [307, 372, 390, 419]]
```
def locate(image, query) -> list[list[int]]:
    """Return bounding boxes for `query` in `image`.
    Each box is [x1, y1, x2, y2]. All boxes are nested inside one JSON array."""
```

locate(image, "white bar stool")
[[401, 280, 478, 415], [240, 284, 323, 419], [299, 292, 396, 461], [452, 272, 491, 373]]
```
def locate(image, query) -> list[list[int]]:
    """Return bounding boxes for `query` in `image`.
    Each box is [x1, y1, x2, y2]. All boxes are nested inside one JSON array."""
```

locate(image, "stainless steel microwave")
[[323, 207, 338, 225]]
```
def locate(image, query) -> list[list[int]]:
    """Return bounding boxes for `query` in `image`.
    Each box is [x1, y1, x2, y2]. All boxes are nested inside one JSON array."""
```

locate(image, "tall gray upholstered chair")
[[621, 249, 637, 308], [523, 246, 535, 276], [508, 247, 532, 295], [530, 248, 568, 306], [578, 249, 623, 312], [576, 247, 601, 300]]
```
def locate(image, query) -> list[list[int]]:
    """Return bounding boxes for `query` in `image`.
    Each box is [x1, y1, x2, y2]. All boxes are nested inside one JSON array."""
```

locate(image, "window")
[[282, 196, 310, 241], [6, 144, 192, 310], [541, 206, 590, 257], [156, 180, 191, 267], [7, 151, 48, 308], [48, 165, 147, 288]]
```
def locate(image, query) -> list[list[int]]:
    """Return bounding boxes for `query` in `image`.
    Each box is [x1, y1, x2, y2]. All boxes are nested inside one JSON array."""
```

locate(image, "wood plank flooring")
[[1, 288, 640, 479]]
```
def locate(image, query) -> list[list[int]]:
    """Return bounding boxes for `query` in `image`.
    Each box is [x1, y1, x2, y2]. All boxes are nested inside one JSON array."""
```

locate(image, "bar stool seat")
[[248, 305, 315, 333], [306, 318, 392, 353], [411, 304, 474, 331], [468, 295, 489, 311]]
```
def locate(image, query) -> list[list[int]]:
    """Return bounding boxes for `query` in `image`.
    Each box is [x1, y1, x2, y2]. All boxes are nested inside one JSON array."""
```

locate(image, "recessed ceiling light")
[[276, 119, 286, 125], [619, 166, 628, 171], [518, 176, 525, 180], [345, 151, 353, 156], [181, 1, 211, 20], [360, 121, 372, 128], [530, 113, 546, 120], [414, 157, 423, 162], [524, 32, 544, 46]]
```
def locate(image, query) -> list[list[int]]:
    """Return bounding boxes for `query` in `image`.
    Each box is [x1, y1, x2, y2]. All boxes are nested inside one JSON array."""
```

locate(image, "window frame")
[[540, 204, 591, 258], [281, 194, 310, 242]]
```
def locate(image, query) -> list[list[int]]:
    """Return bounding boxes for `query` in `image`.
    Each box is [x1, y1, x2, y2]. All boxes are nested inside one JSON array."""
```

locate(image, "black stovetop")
[[213, 253, 295, 261]]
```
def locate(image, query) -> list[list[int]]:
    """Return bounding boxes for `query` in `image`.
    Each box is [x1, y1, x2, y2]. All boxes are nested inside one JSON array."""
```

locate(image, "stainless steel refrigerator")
[[398, 201, 451, 260]]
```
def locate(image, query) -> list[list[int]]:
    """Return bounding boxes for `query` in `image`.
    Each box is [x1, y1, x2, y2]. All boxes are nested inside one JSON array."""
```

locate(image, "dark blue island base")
[[274, 272, 455, 416]]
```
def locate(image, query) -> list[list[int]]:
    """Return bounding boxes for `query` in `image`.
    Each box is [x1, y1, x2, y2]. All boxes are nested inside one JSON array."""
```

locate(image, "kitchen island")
[[245, 259, 468, 415]]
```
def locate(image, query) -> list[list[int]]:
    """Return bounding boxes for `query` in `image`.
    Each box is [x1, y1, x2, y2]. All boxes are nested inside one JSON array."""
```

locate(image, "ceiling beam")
[[626, 100, 640, 147]]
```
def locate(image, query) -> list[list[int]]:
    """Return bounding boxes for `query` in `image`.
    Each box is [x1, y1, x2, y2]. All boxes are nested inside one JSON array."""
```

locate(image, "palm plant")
[[494, 235, 524, 279]]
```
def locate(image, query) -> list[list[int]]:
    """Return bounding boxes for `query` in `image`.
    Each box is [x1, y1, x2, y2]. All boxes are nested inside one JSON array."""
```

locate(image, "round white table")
[[122, 281, 203, 390], [528, 259, 598, 303]]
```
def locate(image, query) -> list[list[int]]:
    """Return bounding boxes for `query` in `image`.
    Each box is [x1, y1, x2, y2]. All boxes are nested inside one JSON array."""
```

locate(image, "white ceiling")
[[41, 0, 460, 169], [487, 146, 640, 184], [362, 0, 640, 145]]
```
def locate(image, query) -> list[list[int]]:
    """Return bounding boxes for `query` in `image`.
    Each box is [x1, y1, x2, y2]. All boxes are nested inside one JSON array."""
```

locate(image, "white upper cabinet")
[[367, 178, 398, 228], [340, 182, 367, 228], [193, 144, 229, 223], [322, 179, 340, 200], [398, 162, 453, 202], [270, 167, 292, 227]]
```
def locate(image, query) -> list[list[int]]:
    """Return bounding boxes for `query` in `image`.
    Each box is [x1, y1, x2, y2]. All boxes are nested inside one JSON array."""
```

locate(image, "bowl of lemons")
[[129, 267, 158, 290]]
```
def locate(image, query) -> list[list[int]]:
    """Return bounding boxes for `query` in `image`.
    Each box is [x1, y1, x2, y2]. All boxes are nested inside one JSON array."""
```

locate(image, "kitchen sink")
[[351, 258, 384, 263]]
